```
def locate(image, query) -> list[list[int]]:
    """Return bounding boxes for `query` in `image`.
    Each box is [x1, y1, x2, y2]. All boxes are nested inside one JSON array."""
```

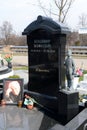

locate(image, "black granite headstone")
[[22, 16, 79, 123], [58, 90, 79, 124], [22, 15, 69, 95]]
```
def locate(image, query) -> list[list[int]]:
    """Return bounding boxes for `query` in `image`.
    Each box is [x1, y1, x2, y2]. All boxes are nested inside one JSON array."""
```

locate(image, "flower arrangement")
[[24, 94, 34, 110], [4, 54, 13, 62], [79, 94, 87, 103]]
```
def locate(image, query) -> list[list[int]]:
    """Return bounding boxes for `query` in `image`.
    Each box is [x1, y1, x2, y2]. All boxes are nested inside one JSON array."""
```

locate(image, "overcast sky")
[[0, 0, 87, 34]]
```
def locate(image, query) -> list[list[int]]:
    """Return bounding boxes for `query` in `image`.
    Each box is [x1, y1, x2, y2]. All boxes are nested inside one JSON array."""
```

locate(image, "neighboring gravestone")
[[22, 15, 79, 124]]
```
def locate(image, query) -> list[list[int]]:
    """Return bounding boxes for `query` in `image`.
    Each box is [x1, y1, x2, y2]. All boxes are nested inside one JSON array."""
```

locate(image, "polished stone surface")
[[23, 15, 68, 95], [22, 15, 68, 115], [0, 106, 57, 130], [58, 90, 79, 124], [65, 108, 87, 130], [0, 66, 8, 71], [0, 103, 87, 130]]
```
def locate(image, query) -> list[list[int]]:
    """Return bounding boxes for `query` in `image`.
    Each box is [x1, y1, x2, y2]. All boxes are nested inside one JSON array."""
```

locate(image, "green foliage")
[[13, 66, 28, 70], [78, 70, 87, 103], [8, 75, 20, 78], [79, 76, 83, 81], [79, 69, 87, 81], [83, 70, 87, 74]]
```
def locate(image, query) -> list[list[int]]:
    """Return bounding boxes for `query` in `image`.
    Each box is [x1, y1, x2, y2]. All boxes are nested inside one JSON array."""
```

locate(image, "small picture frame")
[[3, 78, 24, 104]]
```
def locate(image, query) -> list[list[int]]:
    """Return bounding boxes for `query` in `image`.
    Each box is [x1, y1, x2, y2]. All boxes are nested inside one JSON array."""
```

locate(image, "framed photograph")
[[3, 78, 24, 104]]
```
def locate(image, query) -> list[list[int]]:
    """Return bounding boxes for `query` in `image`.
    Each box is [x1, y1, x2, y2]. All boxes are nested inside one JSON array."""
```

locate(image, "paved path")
[[12, 55, 87, 70], [74, 57, 87, 70], [12, 56, 28, 85], [12, 56, 28, 66]]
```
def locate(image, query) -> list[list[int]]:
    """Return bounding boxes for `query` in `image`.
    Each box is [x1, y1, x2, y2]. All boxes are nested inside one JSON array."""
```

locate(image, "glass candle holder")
[[18, 100, 22, 108]]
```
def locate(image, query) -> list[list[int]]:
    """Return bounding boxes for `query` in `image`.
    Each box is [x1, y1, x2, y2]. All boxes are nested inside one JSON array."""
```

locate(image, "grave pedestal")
[[58, 90, 79, 124], [22, 16, 76, 123]]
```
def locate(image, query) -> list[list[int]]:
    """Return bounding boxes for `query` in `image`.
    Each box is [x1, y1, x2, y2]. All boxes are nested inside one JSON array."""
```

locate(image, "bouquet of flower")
[[4, 54, 13, 62]]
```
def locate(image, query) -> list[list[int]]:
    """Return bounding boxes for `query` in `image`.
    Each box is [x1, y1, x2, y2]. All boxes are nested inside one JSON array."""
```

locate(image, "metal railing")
[[69, 46, 87, 56], [0, 45, 87, 56], [0, 45, 28, 54], [10, 46, 28, 54]]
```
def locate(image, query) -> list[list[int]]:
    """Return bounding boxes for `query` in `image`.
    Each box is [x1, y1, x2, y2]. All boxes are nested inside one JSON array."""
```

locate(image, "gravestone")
[[22, 15, 79, 123], [22, 15, 69, 94]]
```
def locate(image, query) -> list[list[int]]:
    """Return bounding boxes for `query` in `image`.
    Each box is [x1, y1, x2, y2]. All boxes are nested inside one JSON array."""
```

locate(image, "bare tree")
[[0, 21, 27, 46], [10, 34, 27, 46], [67, 31, 79, 46], [78, 13, 87, 27], [78, 14, 87, 46], [37, 0, 75, 23], [0, 21, 14, 45]]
